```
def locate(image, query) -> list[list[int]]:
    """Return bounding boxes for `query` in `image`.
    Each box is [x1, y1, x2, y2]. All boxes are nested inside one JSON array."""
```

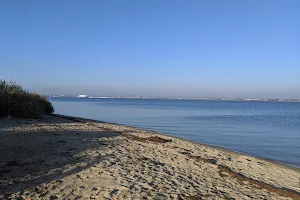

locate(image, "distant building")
[[78, 94, 88, 98]]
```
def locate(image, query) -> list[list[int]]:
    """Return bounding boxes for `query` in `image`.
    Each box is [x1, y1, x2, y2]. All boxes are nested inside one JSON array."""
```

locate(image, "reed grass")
[[0, 80, 54, 118]]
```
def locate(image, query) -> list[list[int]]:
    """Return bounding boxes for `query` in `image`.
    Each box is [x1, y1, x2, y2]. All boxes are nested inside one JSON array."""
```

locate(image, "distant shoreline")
[[48, 96, 300, 103]]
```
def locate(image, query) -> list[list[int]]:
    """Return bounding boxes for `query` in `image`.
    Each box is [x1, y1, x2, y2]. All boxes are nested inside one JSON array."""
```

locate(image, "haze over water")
[[50, 98, 300, 168]]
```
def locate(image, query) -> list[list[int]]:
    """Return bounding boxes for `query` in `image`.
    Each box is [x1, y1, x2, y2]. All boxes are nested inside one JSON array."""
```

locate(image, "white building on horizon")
[[78, 94, 88, 98]]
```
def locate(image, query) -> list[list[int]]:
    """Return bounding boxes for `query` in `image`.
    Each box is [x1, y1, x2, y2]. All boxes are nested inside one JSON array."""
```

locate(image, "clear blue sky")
[[1, 1, 299, 98]]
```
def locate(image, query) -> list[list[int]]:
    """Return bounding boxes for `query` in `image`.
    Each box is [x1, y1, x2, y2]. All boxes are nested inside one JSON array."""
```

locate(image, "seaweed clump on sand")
[[123, 134, 172, 143]]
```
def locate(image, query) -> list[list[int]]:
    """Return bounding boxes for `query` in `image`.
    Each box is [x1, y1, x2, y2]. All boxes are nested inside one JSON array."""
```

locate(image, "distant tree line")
[[0, 80, 54, 118]]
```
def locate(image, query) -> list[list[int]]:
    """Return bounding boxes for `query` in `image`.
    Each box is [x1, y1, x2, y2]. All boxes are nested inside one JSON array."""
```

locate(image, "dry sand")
[[0, 114, 299, 200]]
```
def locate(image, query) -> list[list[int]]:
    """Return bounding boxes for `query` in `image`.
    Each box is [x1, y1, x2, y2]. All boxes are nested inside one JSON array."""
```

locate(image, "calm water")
[[50, 98, 300, 168]]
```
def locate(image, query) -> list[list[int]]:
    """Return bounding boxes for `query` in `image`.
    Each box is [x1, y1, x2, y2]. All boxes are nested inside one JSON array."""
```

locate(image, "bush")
[[0, 80, 54, 118]]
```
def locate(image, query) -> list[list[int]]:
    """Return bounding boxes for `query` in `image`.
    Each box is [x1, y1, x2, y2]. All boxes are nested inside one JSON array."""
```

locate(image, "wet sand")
[[0, 114, 299, 200]]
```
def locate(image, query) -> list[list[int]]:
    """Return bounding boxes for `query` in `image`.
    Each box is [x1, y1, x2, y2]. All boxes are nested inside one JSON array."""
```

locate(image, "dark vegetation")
[[0, 80, 54, 118], [123, 134, 172, 143]]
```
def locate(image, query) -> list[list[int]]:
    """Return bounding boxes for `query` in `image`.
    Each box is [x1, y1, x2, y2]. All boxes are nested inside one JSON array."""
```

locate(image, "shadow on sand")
[[0, 115, 119, 197]]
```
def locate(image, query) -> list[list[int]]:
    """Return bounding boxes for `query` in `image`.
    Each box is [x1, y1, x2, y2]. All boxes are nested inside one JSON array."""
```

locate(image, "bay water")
[[50, 98, 300, 167]]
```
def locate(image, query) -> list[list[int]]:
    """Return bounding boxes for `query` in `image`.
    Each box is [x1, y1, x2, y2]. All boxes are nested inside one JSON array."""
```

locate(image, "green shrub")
[[0, 80, 54, 118]]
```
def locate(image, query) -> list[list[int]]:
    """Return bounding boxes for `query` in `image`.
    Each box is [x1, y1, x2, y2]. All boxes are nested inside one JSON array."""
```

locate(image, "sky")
[[0, 0, 299, 99]]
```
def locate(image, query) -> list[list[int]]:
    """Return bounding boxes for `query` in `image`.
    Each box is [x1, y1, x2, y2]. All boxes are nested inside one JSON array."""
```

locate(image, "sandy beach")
[[0, 114, 299, 200]]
